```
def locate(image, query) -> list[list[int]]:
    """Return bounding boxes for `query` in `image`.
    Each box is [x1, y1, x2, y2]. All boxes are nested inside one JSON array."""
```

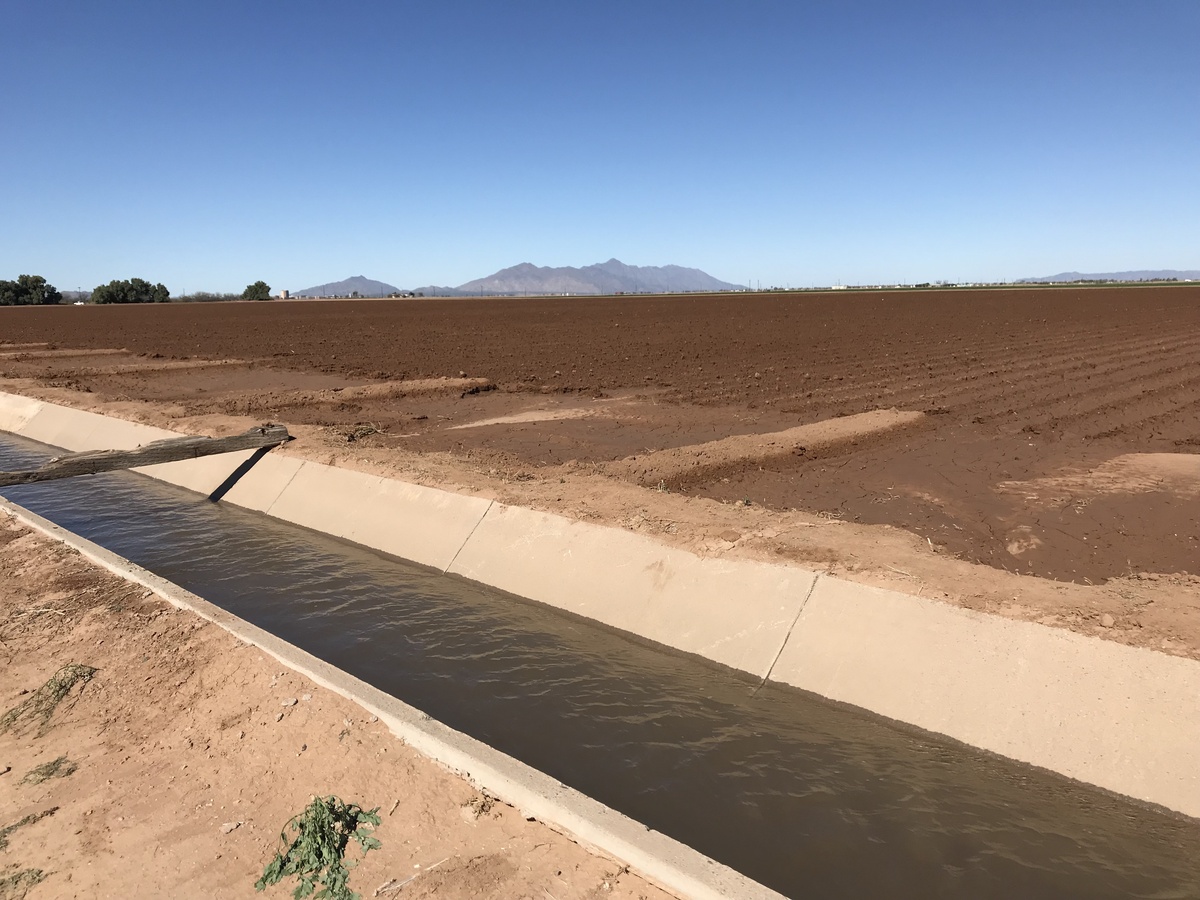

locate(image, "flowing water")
[[2, 434, 1199, 899]]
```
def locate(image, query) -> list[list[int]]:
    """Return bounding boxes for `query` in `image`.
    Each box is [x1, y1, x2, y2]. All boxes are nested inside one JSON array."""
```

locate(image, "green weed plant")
[[255, 796, 381, 900]]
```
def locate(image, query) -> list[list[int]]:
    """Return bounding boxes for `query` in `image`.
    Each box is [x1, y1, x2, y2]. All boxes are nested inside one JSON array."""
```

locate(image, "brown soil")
[[0, 515, 672, 899], [1, 285, 1199, 661]]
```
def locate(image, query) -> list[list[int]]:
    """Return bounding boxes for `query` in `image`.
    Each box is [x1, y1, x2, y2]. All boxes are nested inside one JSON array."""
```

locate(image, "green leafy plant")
[[91, 277, 169, 304], [242, 280, 273, 301], [0, 275, 61, 306], [255, 796, 381, 900]]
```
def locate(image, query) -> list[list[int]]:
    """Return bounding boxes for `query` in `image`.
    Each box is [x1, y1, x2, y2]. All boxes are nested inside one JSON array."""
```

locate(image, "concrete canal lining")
[[2, 389, 1199, 823], [445, 501, 818, 679], [0, 495, 780, 900]]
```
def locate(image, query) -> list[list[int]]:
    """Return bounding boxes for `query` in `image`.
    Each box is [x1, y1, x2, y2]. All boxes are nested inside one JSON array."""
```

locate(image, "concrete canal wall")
[[2, 390, 1198, 822]]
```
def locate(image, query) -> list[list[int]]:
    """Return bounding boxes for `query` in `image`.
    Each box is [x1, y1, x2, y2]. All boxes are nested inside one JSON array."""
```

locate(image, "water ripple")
[[3, 434, 1199, 899]]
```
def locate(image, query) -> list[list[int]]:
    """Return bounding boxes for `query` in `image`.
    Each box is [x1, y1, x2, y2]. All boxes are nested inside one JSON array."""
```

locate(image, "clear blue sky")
[[3, 1, 1197, 293]]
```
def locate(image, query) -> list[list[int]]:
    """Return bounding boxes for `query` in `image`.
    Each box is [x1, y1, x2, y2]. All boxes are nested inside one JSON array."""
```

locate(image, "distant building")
[[279, 289, 290, 299]]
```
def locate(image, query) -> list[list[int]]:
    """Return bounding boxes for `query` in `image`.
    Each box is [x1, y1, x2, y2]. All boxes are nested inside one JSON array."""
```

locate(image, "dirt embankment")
[[0, 515, 672, 900], [2, 284, 1199, 660]]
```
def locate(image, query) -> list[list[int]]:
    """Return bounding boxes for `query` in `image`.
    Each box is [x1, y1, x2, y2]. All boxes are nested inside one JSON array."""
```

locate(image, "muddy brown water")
[[2, 433, 1199, 899]]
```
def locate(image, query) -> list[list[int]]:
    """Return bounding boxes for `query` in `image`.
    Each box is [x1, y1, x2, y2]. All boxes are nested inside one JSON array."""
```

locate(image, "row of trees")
[[92, 278, 171, 304], [86, 279, 273, 303], [2, 275, 275, 305], [0, 275, 62, 306]]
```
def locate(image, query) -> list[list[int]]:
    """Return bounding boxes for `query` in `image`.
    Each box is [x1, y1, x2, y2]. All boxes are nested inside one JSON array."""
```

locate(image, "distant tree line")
[[0, 275, 62, 306], [92, 278, 170, 304], [3, 274, 276, 306], [172, 291, 240, 303], [159, 281, 273, 302]]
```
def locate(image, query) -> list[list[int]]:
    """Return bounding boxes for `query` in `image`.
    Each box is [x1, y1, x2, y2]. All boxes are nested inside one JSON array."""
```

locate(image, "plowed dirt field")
[[2, 285, 1199, 654]]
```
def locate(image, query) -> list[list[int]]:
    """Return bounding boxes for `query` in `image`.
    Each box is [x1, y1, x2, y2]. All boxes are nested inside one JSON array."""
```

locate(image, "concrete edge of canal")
[[0, 493, 786, 900], [3, 389, 1199, 824]]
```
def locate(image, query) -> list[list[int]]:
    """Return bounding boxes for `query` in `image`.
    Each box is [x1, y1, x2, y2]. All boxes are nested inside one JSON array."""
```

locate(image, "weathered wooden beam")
[[0, 425, 291, 487]]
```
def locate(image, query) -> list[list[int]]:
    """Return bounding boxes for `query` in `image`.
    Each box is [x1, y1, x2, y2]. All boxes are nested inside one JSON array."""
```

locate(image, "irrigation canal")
[[2, 433, 1198, 899]]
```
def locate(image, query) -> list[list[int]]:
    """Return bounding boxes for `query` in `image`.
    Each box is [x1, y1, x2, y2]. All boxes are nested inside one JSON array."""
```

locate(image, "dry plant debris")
[[0, 664, 96, 737]]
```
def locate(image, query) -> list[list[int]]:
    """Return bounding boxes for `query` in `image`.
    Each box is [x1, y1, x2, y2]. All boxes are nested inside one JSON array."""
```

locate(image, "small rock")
[[281, 698, 298, 707], [220, 821, 242, 834], [301, 693, 312, 702], [238, 730, 245, 739], [1100, 614, 1115, 628], [275, 712, 284, 722], [369, 715, 378, 723], [718, 529, 742, 543]]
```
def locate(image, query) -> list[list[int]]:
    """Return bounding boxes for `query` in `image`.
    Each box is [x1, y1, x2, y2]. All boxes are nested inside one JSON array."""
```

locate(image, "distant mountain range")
[[445, 259, 743, 295], [293, 275, 402, 298], [293, 260, 743, 298], [1019, 269, 1200, 283]]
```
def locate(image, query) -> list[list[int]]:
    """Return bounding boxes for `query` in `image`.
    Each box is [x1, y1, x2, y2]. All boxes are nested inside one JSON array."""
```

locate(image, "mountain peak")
[[295, 261, 746, 300], [454, 259, 742, 296], [293, 275, 401, 297]]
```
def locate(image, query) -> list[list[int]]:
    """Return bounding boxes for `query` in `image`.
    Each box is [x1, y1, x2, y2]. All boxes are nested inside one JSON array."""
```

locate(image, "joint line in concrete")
[[263, 460, 304, 516], [443, 498, 494, 574], [755, 571, 822, 692]]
